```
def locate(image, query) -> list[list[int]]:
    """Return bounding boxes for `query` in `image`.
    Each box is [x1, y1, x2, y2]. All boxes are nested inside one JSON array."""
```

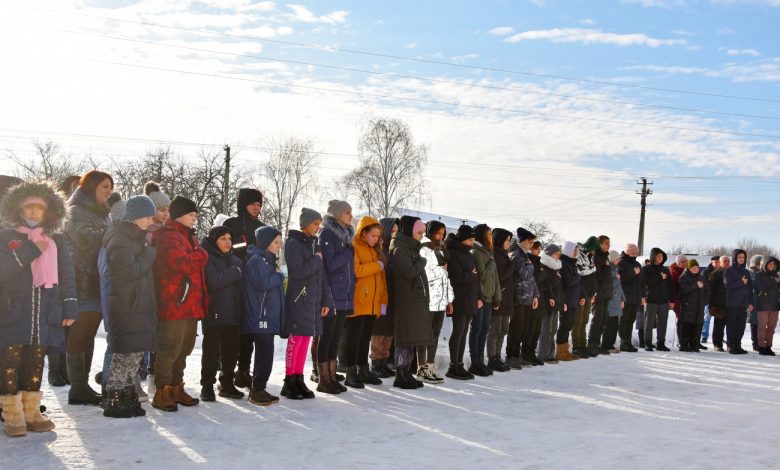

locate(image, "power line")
[[35, 6, 780, 104], [60, 30, 780, 122]]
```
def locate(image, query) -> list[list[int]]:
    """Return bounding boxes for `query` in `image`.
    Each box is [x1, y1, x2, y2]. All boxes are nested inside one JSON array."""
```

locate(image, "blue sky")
[[0, 0, 778, 252]]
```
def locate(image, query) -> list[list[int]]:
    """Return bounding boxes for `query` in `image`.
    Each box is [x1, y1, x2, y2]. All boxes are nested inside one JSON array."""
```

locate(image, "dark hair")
[[79, 170, 114, 198], [598, 235, 610, 243], [532, 241, 542, 250], [57, 175, 81, 197]]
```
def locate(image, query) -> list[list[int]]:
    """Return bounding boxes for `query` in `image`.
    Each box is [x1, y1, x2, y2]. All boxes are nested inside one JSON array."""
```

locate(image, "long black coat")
[[642, 248, 673, 304], [618, 252, 642, 305], [679, 269, 709, 324], [560, 254, 584, 312], [593, 249, 613, 301], [494, 247, 515, 316], [201, 237, 244, 328], [64, 187, 110, 308], [390, 232, 432, 347], [103, 221, 158, 354], [445, 234, 479, 318], [753, 256, 780, 312], [284, 230, 333, 337]]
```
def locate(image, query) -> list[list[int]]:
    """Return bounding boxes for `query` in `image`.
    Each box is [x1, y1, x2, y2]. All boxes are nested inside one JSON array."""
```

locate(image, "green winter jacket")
[[471, 242, 501, 306]]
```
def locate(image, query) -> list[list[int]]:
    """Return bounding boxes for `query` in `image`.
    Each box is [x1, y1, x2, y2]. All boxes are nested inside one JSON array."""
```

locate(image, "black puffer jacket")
[[493, 243, 515, 316], [201, 236, 244, 328], [560, 254, 584, 312], [708, 268, 726, 309], [222, 188, 265, 262], [642, 247, 674, 304], [391, 232, 432, 347], [593, 249, 613, 301], [618, 252, 642, 305], [753, 256, 780, 312], [445, 234, 480, 317], [64, 187, 110, 308], [679, 269, 709, 324]]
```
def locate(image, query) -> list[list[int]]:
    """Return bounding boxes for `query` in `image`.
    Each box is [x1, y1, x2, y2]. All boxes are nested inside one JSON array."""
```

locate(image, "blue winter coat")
[[724, 249, 752, 308], [201, 237, 243, 328], [607, 265, 625, 318], [319, 216, 355, 313], [284, 230, 333, 336], [0, 230, 78, 349], [242, 245, 286, 336], [508, 240, 539, 306]]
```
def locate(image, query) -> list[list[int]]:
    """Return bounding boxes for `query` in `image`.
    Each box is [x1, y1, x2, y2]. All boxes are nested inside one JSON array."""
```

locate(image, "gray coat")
[[284, 230, 333, 337], [391, 233, 433, 347], [607, 265, 625, 317]]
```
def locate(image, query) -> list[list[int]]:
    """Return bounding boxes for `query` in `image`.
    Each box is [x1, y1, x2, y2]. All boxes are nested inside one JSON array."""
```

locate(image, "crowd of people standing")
[[0, 171, 778, 438]]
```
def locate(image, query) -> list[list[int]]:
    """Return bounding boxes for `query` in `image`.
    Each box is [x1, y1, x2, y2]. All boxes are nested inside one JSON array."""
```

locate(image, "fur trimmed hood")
[[1, 181, 66, 233]]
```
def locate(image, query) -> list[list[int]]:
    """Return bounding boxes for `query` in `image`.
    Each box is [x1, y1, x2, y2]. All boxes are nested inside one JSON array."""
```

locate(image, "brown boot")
[[316, 362, 342, 395], [152, 386, 178, 412], [171, 383, 199, 407], [0, 393, 27, 437], [564, 344, 580, 361], [329, 361, 347, 392], [21, 391, 55, 432]]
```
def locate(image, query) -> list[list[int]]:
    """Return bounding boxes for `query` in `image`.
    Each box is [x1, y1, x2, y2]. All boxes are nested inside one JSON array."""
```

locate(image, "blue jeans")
[[702, 306, 712, 341], [469, 303, 493, 360]]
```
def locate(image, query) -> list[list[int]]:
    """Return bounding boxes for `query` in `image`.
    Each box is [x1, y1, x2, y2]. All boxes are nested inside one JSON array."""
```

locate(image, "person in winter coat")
[[345, 216, 387, 389], [468, 224, 501, 377], [282, 208, 333, 400], [417, 221, 454, 383], [587, 235, 612, 356], [538, 244, 565, 363], [617, 244, 642, 352], [444, 225, 480, 380], [63, 170, 113, 406], [370, 218, 398, 378], [242, 226, 286, 405], [505, 227, 540, 369], [678, 260, 709, 352], [600, 250, 625, 353], [487, 228, 514, 371], [101, 196, 158, 418], [318, 201, 358, 387], [390, 216, 431, 389], [222, 188, 265, 389], [748, 255, 763, 351], [572, 236, 599, 358], [641, 247, 675, 351], [523, 241, 550, 366], [556, 241, 584, 361], [199, 226, 245, 402], [708, 256, 730, 351], [723, 249, 753, 354], [0, 182, 77, 437], [150, 196, 208, 412], [700, 256, 720, 345], [753, 256, 779, 355]]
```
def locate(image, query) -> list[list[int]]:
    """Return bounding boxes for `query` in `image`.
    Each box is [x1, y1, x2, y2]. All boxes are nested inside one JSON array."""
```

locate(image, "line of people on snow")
[[1, 172, 778, 438]]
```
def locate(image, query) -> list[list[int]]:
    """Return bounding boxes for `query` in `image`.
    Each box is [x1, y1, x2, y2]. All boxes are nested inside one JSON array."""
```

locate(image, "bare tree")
[[7, 140, 90, 183], [341, 116, 428, 218], [523, 219, 560, 246], [668, 238, 777, 259], [257, 137, 319, 235]]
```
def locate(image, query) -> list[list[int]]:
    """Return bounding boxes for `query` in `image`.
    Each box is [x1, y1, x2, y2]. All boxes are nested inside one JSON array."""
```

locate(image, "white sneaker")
[[417, 364, 444, 384], [428, 363, 445, 382]]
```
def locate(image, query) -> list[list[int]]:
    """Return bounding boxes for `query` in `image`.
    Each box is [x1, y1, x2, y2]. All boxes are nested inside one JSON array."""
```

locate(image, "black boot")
[[218, 377, 245, 399], [124, 386, 146, 417], [67, 352, 102, 406], [200, 385, 216, 402], [371, 359, 393, 379], [310, 362, 319, 383], [357, 365, 382, 385], [656, 343, 670, 352], [103, 389, 135, 418], [638, 329, 645, 348], [233, 369, 251, 389], [295, 374, 315, 399], [345, 366, 365, 389], [281, 375, 303, 400], [393, 366, 419, 389], [47, 352, 68, 387], [468, 357, 491, 377]]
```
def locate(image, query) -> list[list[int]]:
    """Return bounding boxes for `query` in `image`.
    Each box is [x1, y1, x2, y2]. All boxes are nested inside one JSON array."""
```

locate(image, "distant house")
[[354, 207, 480, 234]]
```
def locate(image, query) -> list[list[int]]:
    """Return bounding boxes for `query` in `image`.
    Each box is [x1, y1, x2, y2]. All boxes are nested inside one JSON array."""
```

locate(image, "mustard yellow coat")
[[352, 216, 389, 317]]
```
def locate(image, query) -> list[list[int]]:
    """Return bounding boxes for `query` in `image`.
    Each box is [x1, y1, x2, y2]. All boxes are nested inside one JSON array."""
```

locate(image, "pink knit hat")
[[18, 196, 48, 210]]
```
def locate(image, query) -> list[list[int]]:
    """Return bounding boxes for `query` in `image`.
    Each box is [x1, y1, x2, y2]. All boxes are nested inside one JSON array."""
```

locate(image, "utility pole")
[[223, 145, 231, 214], [637, 177, 653, 256]]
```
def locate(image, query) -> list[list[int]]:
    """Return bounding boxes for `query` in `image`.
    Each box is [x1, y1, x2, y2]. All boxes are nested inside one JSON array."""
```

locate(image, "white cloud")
[[406, 42, 417, 49], [717, 26, 736, 35], [488, 26, 514, 36], [233, 24, 294, 38], [624, 58, 780, 82], [529, 0, 546, 6], [727, 48, 760, 56], [579, 19, 597, 25], [450, 53, 479, 63], [285, 4, 349, 24], [504, 28, 687, 47]]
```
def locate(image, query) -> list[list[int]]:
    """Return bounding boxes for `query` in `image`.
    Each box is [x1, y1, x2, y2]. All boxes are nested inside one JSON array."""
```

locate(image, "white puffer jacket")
[[420, 237, 455, 312]]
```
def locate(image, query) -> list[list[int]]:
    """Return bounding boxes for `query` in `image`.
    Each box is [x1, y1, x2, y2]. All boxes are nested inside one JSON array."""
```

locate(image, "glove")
[[380, 304, 387, 316]]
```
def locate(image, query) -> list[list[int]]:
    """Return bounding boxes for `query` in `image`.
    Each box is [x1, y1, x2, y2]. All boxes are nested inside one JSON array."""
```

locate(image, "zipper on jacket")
[[294, 286, 307, 303]]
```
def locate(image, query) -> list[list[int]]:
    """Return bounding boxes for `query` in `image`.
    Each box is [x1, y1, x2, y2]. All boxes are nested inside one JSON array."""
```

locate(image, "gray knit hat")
[[544, 243, 562, 256], [107, 193, 125, 223], [326, 200, 352, 219], [144, 181, 171, 210], [123, 195, 157, 221], [299, 207, 322, 228]]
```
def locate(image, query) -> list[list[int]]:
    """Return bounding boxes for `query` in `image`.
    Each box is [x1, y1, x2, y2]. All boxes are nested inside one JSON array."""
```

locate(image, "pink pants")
[[286, 335, 311, 376], [757, 311, 779, 348]]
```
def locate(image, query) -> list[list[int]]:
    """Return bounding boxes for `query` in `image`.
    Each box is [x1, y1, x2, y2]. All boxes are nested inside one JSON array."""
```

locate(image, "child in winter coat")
[[487, 228, 514, 372], [0, 182, 77, 436], [418, 221, 453, 383], [538, 244, 565, 363], [557, 241, 584, 361], [151, 196, 209, 412], [102, 196, 158, 418], [600, 250, 626, 353], [282, 208, 333, 400], [369, 218, 399, 378], [242, 226, 286, 405], [445, 225, 480, 380], [347, 216, 388, 389], [142, 181, 170, 380], [678, 260, 709, 352], [469, 224, 501, 377], [505, 228, 540, 369], [199, 226, 245, 402]]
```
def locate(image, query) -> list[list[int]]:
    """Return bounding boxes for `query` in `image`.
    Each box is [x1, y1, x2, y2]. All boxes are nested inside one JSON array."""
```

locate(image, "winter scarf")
[[16, 225, 58, 288], [576, 243, 596, 277], [322, 214, 354, 246], [540, 252, 562, 271]]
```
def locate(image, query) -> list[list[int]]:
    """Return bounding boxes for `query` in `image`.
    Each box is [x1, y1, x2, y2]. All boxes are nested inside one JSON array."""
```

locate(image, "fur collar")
[[541, 252, 562, 270], [322, 215, 354, 246]]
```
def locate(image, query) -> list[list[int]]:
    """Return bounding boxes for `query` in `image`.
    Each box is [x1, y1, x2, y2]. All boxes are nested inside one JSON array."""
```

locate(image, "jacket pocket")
[[177, 277, 192, 306]]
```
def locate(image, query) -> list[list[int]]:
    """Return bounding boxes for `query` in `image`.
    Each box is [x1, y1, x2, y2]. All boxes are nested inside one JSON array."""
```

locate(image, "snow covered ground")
[[3, 316, 780, 470]]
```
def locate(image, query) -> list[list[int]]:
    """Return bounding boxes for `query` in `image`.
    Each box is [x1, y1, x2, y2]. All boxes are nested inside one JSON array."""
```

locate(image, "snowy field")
[[3, 316, 780, 470]]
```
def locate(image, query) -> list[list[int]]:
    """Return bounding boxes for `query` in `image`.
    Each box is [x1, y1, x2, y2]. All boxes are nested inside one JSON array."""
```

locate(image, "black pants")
[[521, 310, 542, 358], [506, 304, 530, 359], [726, 306, 747, 349], [556, 305, 575, 344], [712, 316, 727, 347], [679, 322, 697, 349], [619, 303, 639, 346], [0, 344, 47, 395], [418, 311, 445, 364], [318, 310, 348, 362], [587, 297, 609, 347], [449, 311, 472, 363], [237, 333, 254, 373], [201, 325, 240, 387], [601, 316, 620, 350], [344, 315, 374, 367], [251, 334, 274, 391]]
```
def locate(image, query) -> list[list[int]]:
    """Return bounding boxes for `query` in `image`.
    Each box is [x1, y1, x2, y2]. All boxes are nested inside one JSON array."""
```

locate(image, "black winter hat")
[[455, 224, 476, 242], [492, 228, 512, 251], [169, 196, 198, 220], [516, 227, 536, 243], [399, 215, 420, 237], [425, 220, 446, 240], [208, 225, 232, 246]]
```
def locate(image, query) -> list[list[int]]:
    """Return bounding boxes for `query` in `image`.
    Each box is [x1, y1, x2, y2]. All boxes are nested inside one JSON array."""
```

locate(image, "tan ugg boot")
[[565, 344, 580, 361], [22, 391, 55, 432], [1, 393, 28, 437]]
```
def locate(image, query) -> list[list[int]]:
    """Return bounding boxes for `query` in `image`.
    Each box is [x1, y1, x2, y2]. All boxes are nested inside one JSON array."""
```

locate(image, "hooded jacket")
[[753, 256, 779, 312], [508, 240, 539, 306], [669, 262, 685, 316], [618, 252, 642, 305], [352, 216, 388, 318], [446, 233, 480, 317], [641, 247, 674, 304], [724, 249, 753, 308], [540, 252, 565, 313], [201, 235, 244, 327], [284, 229, 333, 336], [593, 248, 613, 301], [471, 241, 501, 306], [420, 235, 455, 312], [493, 229, 515, 316], [576, 245, 598, 298], [0, 182, 77, 349], [560, 251, 584, 313], [222, 188, 265, 262], [607, 264, 626, 317], [390, 231, 433, 347], [242, 244, 286, 336], [319, 215, 355, 312], [679, 268, 709, 324]]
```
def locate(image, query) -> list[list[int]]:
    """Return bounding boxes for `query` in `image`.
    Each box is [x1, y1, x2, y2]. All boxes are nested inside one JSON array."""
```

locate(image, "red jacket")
[[670, 263, 684, 317], [152, 221, 209, 321]]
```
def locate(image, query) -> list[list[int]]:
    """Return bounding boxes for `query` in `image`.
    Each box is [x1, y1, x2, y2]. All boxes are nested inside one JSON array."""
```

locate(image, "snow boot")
[[371, 359, 393, 378], [218, 379, 245, 400], [171, 383, 199, 406], [200, 385, 216, 402], [103, 389, 134, 418], [344, 366, 365, 389], [620, 343, 638, 353], [315, 362, 342, 395], [445, 363, 472, 380], [47, 352, 68, 387], [330, 361, 348, 392], [281, 376, 303, 400], [248, 389, 277, 406], [21, 391, 54, 432], [152, 386, 178, 412], [468, 357, 491, 377], [505, 356, 524, 369], [487, 356, 504, 371], [124, 386, 146, 417], [295, 375, 315, 399], [0, 393, 27, 437], [233, 369, 251, 389], [656, 343, 670, 352], [357, 365, 382, 385], [67, 352, 102, 406], [393, 366, 419, 389]]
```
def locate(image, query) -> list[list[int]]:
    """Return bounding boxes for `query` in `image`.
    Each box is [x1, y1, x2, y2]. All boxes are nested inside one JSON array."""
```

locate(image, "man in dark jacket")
[[641, 247, 674, 351], [723, 249, 753, 354], [445, 225, 481, 380], [587, 235, 612, 356], [618, 244, 642, 352], [505, 227, 540, 369], [222, 188, 265, 388]]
